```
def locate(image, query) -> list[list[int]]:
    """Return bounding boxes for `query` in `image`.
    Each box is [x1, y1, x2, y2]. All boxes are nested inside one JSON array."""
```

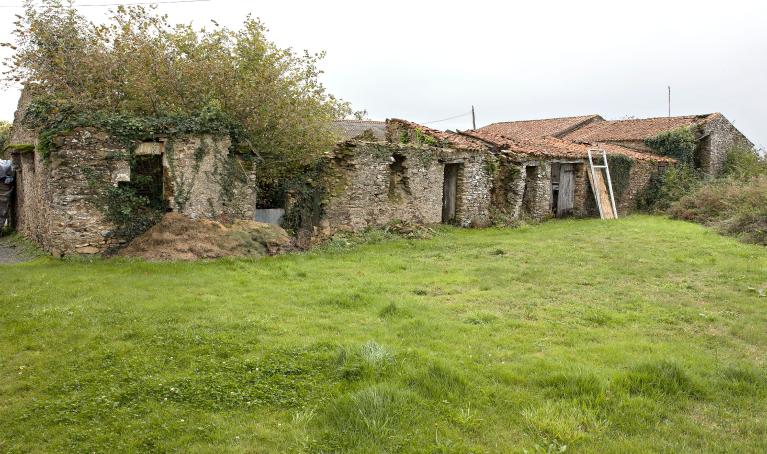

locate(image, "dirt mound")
[[119, 213, 293, 260]]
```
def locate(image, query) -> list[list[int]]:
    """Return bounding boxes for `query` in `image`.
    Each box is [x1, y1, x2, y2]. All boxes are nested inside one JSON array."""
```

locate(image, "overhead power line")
[[0, 0, 211, 8], [422, 111, 472, 125]]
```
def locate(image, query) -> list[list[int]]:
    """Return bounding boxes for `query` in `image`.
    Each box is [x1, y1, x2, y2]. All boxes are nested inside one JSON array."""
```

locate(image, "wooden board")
[[556, 164, 574, 217], [591, 169, 616, 219]]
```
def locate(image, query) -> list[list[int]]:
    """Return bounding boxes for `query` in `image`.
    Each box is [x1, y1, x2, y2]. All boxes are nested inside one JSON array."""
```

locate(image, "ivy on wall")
[[606, 154, 634, 201], [24, 99, 242, 159], [645, 127, 697, 165]]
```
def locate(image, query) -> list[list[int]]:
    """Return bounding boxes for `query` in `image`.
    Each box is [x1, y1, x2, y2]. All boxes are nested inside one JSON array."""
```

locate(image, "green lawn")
[[1, 216, 766, 453]]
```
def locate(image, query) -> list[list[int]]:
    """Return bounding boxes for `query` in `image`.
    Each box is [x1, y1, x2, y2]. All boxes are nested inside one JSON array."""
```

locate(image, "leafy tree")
[[2, 0, 352, 181], [0, 121, 10, 155]]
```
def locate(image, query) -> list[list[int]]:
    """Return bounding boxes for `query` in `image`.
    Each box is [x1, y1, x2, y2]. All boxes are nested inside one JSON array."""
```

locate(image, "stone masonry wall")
[[616, 160, 658, 214], [700, 114, 754, 176], [11, 128, 256, 256], [319, 141, 494, 235], [164, 136, 256, 221], [491, 158, 553, 223]]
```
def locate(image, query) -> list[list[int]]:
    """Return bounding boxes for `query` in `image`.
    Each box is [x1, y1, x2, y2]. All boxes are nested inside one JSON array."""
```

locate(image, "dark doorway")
[[556, 163, 575, 217], [442, 163, 461, 223], [129, 155, 165, 211]]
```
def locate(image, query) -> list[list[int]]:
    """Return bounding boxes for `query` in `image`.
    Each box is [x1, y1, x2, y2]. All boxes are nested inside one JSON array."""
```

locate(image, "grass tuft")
[[408, 362, 467, 400], [614, 360, 704, 399]]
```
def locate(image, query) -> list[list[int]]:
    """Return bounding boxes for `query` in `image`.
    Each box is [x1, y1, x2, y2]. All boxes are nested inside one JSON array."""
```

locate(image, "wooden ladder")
[[587, 148, 618, 220]]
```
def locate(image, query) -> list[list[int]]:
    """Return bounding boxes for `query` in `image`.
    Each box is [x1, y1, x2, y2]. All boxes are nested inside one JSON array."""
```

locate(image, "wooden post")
[[471, 105, 476, 130]]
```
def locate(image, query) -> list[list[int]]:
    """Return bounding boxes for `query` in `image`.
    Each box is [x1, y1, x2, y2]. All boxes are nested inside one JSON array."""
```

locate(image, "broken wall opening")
[[388, 153, 410, 200]]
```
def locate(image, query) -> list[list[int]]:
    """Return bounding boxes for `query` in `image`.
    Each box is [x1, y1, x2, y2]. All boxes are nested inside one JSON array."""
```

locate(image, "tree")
[[2, 0, 352, 180], [0, 121, 10, 155]]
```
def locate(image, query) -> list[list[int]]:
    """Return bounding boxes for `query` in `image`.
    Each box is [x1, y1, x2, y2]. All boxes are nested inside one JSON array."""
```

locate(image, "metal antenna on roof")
[[668, 86, 671, 118], [471, 106, 477, 130]]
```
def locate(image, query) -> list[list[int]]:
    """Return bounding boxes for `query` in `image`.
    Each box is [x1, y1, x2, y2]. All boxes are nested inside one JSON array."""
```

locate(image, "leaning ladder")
[[587, 148, 619, 219]]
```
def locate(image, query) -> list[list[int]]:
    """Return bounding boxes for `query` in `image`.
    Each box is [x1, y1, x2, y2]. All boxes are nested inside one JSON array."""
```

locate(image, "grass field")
[[2, 216, 766, 453]]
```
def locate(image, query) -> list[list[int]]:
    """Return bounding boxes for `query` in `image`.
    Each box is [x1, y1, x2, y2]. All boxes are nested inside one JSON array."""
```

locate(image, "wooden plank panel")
[[442, 164, 458, 223], [557, 164, 574, 217], [592, 169, 616, 219]]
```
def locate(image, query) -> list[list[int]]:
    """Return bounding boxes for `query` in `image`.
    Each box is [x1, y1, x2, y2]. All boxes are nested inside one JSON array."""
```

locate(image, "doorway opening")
[[442, 163, 462, 224]]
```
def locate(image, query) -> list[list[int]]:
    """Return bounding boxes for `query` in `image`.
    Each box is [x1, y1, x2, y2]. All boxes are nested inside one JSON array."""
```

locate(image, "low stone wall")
[[11, 128, 256, 256]]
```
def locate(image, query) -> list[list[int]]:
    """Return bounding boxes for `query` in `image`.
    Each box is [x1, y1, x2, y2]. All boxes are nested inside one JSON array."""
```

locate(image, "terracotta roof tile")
[[562, 113, 719, 142], [476, 115, 604, 140], [465, 130, 675, 163]]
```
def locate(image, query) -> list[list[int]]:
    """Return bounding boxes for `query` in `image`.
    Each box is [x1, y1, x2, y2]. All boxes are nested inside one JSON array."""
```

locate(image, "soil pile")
[[119, 213, 292, 260]]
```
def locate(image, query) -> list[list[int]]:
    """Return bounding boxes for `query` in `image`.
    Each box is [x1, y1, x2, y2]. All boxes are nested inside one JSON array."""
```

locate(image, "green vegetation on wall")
[[645, 127, 697, 165], [606, 154, 634, 201], [637, 165, 702, 212]]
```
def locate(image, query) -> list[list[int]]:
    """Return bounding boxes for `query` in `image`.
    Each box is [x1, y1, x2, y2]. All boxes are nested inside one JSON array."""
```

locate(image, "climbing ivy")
[[606, 154, 634, 201], [82, 167, 163, 242], [645, 127, 697, 166], [23, 98, 242, 159]]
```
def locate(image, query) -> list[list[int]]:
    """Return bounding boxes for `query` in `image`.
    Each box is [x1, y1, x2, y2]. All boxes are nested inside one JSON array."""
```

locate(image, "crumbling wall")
[[11, 129, 256, 256], [491, 158, 553, 222], [319, 141, 494, 235]]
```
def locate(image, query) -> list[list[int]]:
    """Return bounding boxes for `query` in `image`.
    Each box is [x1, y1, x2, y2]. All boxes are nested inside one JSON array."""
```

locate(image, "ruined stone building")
[[5, 118, 256, 256], [311, 118, 677, 237], [2, 97, 754, 256]]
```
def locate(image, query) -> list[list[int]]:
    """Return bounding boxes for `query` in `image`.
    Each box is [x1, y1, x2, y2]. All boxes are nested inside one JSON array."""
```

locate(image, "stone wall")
[[488, 158, 552, 222], [10, 128, 256, 256], [318, 141, 494, 235], [163, 136, 256, 221], [615, 160, 658, 214], [700, 114, 754, 176]]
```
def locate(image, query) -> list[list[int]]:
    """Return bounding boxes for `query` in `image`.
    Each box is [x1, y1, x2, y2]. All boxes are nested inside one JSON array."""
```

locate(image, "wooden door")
[[557, 164, 574, 217], [442, 164, 459, 223]]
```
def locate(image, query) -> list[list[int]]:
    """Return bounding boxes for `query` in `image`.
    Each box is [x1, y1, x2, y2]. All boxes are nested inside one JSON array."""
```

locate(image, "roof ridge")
[[483, 114, 601, 127], [602, 113, 716, 123]]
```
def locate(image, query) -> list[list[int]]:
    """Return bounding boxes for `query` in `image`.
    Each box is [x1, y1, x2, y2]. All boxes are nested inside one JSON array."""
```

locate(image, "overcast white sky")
[[1, 0, 766, 148]]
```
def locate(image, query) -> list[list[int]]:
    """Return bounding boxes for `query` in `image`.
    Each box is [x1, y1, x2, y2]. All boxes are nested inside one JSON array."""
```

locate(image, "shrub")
[[721, 143, 766, 180], [669, 176, 767, 245], [637, 165, 702, 212]]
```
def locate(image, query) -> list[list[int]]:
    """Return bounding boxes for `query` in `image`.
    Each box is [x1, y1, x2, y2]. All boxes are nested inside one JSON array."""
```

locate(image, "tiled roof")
[[332, 120, 387, 141], [476, 115, 604, 140], [387, 118, 488, 151], [562, 113, 720, 142], [386, 118, 674, 162], [465, 130, 675, 163]]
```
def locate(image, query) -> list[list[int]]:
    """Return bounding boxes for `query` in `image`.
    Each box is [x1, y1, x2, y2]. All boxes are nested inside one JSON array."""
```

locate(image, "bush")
[[669, 176, 767, 245], [637, 165, 702, 212], [722, 143, 766, 180]]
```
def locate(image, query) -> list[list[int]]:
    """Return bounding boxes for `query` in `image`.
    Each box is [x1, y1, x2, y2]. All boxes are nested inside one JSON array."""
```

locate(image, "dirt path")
[[0, 236, 34, 264]]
